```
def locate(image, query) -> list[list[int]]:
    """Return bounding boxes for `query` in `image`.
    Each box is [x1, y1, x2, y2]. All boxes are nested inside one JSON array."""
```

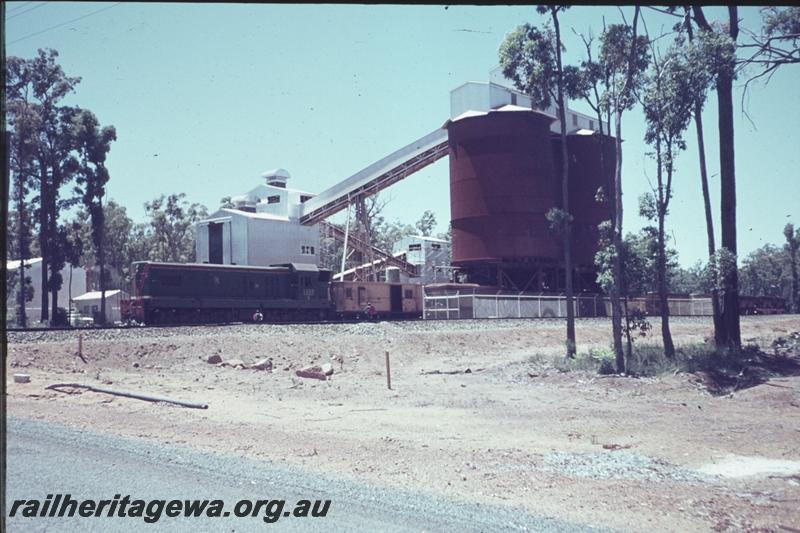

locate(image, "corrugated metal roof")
[[6, 258, 43, 269], [213, 208, 289, 222], [72, 289, 127, 301], [445, 106, 556, 128], [269, 263, 319, 272]]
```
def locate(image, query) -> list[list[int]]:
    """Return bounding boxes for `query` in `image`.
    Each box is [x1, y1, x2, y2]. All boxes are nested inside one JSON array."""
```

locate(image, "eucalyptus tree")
[[638, 35, 708, 358], [5, 81, 38, 326], [415, 210, 437, 237], [681, 11, 724, 345], [570, 11, 648, 371], [144, 193, 208, 263], [499, 5, 578, 358], [739, 244, 792, 302], [74, 109, 117, 324], [691, 7, 741, 351], [741, 6, 800, 87], [5, 49, 82, 324], [70, 200, 135, 289]]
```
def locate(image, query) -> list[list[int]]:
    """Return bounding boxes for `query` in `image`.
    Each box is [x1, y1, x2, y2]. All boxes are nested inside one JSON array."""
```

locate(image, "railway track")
[[5, 318, 369, 334], [3, 314, 723, 334]]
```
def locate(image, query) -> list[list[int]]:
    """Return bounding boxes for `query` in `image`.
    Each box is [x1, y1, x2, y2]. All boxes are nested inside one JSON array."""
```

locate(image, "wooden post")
[[76, 333, 87, 364], [385, 350, 391, 390]]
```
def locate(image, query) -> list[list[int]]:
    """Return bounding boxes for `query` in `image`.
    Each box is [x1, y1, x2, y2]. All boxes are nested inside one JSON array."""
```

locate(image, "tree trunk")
[[657, 212, 675, 357], [690, 5, 740, 350], [717, 69, 741, 351], [552, 9, 576, 358], [49, 170, 59, 325], [17, 187, 28, 328], [686, 15, 723, 345], [594, 103, 623, 370], [612, 107, 626, 372], [610, 5, 641, 372], [38, 168, 49, 323], [99, 196, 107, 325], [694, 98, 724, 343], [623, 296, 633, 358], [656, 136, 675, 358], [68, 265, 73, 325], [50, 263, 59, 323]]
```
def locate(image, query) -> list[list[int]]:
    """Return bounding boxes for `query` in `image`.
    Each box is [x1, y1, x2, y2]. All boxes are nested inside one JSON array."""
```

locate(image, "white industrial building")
[[6, 258, 87, 321], [394, 235, 451, 284], [71, 289, 130, 324], [452, 67, 608, 133], [195, 168, 320, 266]]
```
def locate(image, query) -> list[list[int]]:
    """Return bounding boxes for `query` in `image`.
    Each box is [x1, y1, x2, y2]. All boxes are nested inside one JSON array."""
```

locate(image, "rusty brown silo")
[[447, 108, 559, 289], [571, 133, 616, 267], [551, 132, 617, 267]]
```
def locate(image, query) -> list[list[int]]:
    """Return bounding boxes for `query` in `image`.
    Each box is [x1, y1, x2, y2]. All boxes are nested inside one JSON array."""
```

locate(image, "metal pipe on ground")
[[45, 383, 208, 409]]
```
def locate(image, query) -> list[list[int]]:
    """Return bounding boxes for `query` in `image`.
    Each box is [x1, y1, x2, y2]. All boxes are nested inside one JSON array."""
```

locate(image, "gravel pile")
[[541, 451, 704, 483]]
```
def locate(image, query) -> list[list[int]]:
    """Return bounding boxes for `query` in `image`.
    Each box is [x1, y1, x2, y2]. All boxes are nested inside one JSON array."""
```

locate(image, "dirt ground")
[[6, 316, 800, 532]]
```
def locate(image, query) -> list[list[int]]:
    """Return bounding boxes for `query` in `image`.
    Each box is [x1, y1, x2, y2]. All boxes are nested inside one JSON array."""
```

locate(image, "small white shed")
[[72, 289, 130, 323]]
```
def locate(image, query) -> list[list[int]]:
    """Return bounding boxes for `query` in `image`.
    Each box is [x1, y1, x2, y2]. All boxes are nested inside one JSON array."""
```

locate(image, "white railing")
[[422, 291, 714, 320]]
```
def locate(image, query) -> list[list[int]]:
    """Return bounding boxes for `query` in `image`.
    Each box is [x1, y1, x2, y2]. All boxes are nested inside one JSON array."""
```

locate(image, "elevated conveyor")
[[299, 127, 448, 226], [319, 221, 418, 277]]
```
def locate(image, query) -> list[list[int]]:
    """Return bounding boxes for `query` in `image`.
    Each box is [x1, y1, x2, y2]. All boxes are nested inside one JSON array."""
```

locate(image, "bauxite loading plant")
[[193, 75, 613, 293]]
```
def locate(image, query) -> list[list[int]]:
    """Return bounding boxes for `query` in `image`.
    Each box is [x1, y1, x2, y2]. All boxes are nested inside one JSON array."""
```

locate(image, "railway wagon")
[[739, 295, 787, 315], [331, 280, 423, 319], [128, 261, 333, 324], [639, 293, 786, 316]]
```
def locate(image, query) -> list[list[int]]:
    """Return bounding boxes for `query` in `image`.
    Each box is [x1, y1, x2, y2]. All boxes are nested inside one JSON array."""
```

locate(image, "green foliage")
[[6, 266, 34, 306], [554, 342, 771, 379], [5, 205, 36, 261], [641, 38, 711, 176], [762, 6, 800, 37], [689, 28, 736, 84], [5, 48, 117, 321], [415, 210, 437, 237], [620, 228, 680, 296], [623, 307, 652, 342], [143, 193, 208, 263], [670, 261, 715, 294], [68, 200, 134, 287], [739, 244, 794, 302], [712, 247, 738, 296], [498, 23, 558, 109], [555, 347, 615, 373], [545, 207, 572, 233], [784, 223, 800, 312], [594, 220, 616, 293], [637, 192, 658, 221], [599, 23, 650, 112]]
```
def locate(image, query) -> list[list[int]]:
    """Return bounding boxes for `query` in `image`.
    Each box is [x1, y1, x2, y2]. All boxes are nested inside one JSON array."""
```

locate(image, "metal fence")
[[422, 291, 714, 320]]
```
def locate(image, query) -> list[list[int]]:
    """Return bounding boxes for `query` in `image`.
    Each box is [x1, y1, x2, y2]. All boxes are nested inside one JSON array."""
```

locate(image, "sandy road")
[[6, 417, 602, 532]]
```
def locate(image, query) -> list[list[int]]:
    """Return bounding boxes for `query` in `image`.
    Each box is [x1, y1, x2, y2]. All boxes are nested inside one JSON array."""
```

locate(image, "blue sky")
[[6, 3, 799, 267]]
